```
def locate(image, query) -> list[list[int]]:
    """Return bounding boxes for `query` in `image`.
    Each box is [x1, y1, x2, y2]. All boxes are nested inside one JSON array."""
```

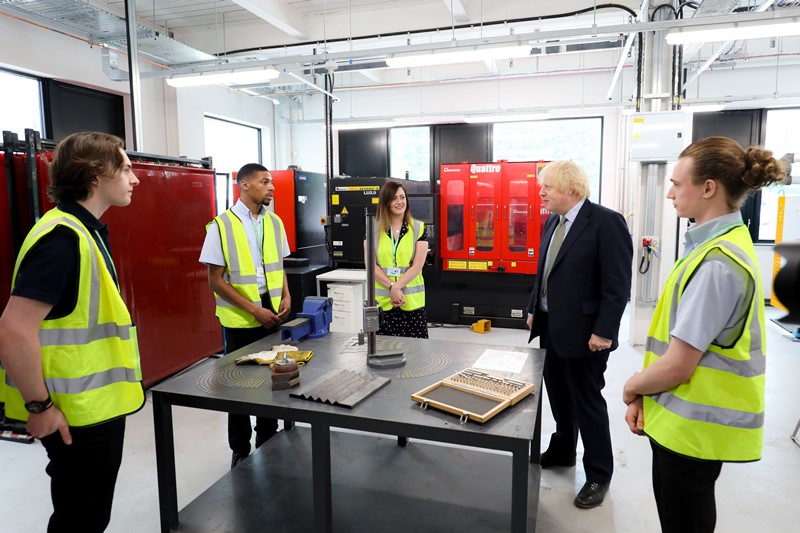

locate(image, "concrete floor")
[[1, 305, 798, 532]]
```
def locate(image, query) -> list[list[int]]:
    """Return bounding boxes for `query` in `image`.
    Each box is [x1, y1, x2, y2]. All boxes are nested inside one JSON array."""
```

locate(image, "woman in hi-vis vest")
[[623, 137, 786, 533], [367, 180, 429, 338]]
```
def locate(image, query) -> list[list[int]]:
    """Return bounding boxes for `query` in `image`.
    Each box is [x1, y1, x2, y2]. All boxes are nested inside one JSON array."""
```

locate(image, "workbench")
[[151, 332, 544, 532]]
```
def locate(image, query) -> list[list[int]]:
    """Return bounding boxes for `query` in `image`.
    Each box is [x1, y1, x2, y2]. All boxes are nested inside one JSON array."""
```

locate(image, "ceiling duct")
[[0, 0, 214, 65]]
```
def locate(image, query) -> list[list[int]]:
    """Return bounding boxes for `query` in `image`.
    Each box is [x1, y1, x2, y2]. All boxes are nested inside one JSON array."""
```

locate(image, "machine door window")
[[507, 178, 528, 253], [445, 180, 465, 252], [475, 179, 496, 253]]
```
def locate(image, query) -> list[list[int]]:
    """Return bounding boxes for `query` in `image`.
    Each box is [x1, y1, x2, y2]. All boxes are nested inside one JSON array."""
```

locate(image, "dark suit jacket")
[[527, 200, 632, 357]]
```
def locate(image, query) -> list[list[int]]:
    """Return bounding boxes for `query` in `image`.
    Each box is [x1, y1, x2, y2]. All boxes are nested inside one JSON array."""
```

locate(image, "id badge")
[[387, 267, 402, 277]]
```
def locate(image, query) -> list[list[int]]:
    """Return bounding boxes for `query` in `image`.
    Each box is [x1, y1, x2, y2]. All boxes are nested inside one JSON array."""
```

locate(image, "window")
[[390, 126, 430, 181], [204, 116, 264, 214], [760, 109, 800, 242], [493, 117, 603, 202], [0, 69, 43, 136]]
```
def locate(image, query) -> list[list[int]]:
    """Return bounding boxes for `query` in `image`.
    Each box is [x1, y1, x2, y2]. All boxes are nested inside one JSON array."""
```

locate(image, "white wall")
[[174, 85, 275, 162]]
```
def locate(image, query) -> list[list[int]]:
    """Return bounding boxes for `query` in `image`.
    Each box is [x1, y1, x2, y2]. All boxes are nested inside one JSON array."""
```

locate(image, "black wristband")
[[25, 396, 54, 414]]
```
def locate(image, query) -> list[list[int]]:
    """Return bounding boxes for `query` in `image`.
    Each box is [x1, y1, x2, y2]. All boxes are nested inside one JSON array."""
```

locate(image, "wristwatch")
[[389, 282, 395, 290], [25, 396, 54, 414]]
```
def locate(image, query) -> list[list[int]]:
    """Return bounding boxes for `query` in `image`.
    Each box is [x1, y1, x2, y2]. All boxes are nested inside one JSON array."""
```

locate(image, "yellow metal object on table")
[[471, 319, 491, 334]]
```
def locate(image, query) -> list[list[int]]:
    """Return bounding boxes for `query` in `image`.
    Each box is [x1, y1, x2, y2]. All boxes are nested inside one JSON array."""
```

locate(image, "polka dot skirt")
[[377, 307, 429, 339]]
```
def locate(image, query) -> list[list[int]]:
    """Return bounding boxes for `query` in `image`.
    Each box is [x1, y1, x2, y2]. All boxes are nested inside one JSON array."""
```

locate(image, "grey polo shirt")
[[199, 199, 290, 294], [670, 212, 755, 351]]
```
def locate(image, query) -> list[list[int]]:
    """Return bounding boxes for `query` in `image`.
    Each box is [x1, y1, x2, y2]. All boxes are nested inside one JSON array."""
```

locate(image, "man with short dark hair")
[[0, 131, 145, 532], [199, 163, 291, 469]]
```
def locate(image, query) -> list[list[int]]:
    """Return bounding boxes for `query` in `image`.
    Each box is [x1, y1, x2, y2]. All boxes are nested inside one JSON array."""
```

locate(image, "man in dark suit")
[[526, 160, 632, 509]]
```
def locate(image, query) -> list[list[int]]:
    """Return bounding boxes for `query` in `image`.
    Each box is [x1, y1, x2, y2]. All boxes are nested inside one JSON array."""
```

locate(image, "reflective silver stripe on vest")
[[402, 284, 424, 294], [34, 217, 129, 347], [268, 287, 282, 299], [227, 273, 258, 284], [41, 367, 139, 394], [409, 220, 421, 264], [40, 323, 132, 345], [645, 337, 763, 378], [649, 390, 764, 429], [216, 297, 260, 308], [265, 211, 284, 273], [218, 213, 243, 284], [375, 283, 424, 298]]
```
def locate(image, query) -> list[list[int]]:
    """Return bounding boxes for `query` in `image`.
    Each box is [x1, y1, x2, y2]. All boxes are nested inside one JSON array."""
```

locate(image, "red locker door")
[[439, 163, 471, 266], [468, 163, 502, 261], [500, 161, 545, 274]]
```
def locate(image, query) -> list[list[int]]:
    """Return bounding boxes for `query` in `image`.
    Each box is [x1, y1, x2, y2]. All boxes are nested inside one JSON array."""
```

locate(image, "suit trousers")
[[40, 417, 126, 532], [540, 311, 613, 484], [224, 295, 279, 456], [651, 439, 722, 533]]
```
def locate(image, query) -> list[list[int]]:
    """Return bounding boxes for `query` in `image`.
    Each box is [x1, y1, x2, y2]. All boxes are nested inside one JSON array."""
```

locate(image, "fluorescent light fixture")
[[386, 43, 531, 68], [166, 67, 280, 88], [665, 20, 800, 46], [464, 113, 551, 124], [332, 121, 396, 130]]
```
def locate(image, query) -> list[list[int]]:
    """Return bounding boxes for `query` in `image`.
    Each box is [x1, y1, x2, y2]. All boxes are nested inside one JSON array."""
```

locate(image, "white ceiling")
[[1, 0, 791, 96]]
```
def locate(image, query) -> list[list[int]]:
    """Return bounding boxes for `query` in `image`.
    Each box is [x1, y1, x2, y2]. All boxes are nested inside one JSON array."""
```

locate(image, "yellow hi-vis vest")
[[373, 219, 426, 311], [643, 224, 765, 462], [5, 208, 144, 426], [211, 209, 285, 328]]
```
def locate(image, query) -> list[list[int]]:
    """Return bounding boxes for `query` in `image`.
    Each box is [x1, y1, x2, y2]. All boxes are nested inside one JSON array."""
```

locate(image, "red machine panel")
[[9, 151, 221, 387], [270, 169, 296, 251], [500, 161, 549, 269], [440, 160, 549, 275]]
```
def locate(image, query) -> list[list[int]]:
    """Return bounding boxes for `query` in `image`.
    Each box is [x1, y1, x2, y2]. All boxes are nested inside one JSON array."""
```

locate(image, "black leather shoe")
[[574, 481, 610, 509], [540, 450, 577, 469], [230, 452, 249, 470]]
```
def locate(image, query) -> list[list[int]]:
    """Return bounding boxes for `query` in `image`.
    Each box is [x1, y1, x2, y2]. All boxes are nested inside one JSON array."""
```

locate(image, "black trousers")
[[224, 295, 279, 455], [40, 417, 126, 532], [540, 311, 613, 484], [651, 439, 723, 533]]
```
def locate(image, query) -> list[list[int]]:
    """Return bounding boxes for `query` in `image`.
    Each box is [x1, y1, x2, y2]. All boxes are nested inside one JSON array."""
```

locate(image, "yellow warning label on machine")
[[468, 261, 488, 271], [372, 197, 379, 204], [332, 194, 339, 205], [447, 260, 468, 270], [341, 207, 349, 214]]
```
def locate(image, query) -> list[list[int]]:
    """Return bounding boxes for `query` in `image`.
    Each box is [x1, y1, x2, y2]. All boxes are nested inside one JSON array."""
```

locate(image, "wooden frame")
[[411, 368, 534, 424]]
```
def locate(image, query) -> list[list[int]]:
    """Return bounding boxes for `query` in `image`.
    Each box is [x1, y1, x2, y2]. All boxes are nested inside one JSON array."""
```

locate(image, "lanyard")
[[389, 226, 402, 266], [250, 214, 264, 263], [93, 230, 120, 290]]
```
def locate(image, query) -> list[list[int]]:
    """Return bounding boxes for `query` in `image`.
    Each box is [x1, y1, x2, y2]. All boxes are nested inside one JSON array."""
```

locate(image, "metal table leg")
[[153, 392, 178, 532], [311, 423, 332, 533], [511, 439, 531, 533]]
